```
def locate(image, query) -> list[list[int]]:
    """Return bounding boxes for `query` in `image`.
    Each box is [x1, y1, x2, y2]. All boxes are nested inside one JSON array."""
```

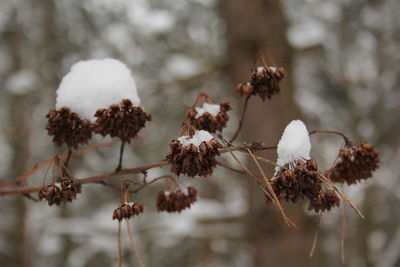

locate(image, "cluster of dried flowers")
[[46, 107, 93, 149], [236, 65, 285, 101], [112, 201, 144, 222], [157, 187, 197, 213], [186, 101, 232, 133], [94, 99, 151, 143], [167, 135, 222, 177], [38, 177, 82, 206], [266, 160, 340, 213], [326, 142, 379, 185], [308, 190, 340, 213]]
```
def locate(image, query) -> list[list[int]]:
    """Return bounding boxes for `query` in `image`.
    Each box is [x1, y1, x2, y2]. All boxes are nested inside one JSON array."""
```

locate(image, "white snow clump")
[[178, 130, 213, 147], [194, 103, 221, 118], [257, 66, 277, 72], [56, 58, 140, 120], [275, 120, 311, 173]]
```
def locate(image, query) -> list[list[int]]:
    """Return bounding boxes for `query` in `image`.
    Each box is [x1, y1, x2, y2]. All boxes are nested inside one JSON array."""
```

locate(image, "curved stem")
[[309, 129, 351, 146], [229, 94, 251, 142]]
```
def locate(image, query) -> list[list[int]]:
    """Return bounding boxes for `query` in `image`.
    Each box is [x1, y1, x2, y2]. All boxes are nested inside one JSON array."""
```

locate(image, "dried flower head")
[[266, 159, 322, 205], [157, 187, 197, 213], [38, 177, 82, 206], [186, 94, 232, 133], [167, 130, 222, 177], [93, 99, 151, 143], [112, 201, 144, 222], [326, 142, 379, 185], [46, 107, 93, 149], [308, 190, 340, 213], [237, 65, 285, 101]]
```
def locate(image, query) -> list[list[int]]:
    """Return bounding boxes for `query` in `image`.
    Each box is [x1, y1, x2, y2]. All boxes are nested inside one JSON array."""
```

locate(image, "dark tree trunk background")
[[220, 1, 319, 266]]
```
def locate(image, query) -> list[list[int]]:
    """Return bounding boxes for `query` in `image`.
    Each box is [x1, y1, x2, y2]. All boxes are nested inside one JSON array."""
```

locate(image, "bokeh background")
[[0, 0, 399, 266]]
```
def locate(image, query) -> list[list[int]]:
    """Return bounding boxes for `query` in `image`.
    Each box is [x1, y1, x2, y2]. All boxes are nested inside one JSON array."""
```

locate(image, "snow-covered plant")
[[0, 51, 380, 266]]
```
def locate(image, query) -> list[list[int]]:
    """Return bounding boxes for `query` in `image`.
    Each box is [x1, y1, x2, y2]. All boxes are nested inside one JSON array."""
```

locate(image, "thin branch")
[[341, 201, 346, 264], [115, 141, 126, 172], [125, 220, 146, 267], [117, 222, 122, 267], [229, 94, 251, 142], [247, 149, 296, 228], [317, 173, 364, 219], [0, 141, 114, 189], [216, 160, 248, 175], [0, 161, 169, 196], [309, 129, 350, 145], [309, 213, 322, 258]]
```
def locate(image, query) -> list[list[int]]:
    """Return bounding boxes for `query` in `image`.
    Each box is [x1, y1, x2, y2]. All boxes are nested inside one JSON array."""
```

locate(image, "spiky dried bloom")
[[308, 190, 340, 213], [157, 187, 197, 213], [326, 142, 379, 185], [38, 177, 82, 206], [112, 201, 144, 222], [236, 66, 285, 101], [93, 99, 151, 143], [46, 107, 93, 149], [265, 159, 322, 205], [167, 137, 222, 177], [186, 101, 232, 133]]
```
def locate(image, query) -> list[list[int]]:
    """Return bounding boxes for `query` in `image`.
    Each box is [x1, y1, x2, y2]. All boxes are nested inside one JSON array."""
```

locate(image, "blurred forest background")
[[0, 0, 399, 266]]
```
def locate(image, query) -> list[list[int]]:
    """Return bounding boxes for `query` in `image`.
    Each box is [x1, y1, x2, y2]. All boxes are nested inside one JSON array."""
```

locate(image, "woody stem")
[[230, 94, 251, 143], [116, 142, 126, 172]]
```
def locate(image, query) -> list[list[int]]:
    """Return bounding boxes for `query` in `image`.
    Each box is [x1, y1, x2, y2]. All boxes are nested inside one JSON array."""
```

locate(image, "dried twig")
[[309, 129, 350, 145], [309, 213, 322, 258], [126, 220, 146, 267], [0, 141, 114, 189], [229, 94, 251, 142]]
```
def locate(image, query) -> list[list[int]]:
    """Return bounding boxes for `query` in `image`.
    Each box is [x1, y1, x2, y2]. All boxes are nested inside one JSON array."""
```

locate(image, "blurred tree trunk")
[[219, 1, 317, 266]]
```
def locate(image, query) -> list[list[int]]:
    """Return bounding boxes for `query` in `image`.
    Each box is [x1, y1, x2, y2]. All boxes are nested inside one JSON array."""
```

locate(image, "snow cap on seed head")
[[275, 120, 311, 174], [56, 58, 140, 120], [178, 130, 213, 147]]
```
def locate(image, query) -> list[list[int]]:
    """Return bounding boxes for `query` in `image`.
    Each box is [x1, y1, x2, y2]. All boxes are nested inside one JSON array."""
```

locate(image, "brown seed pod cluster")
[[326, 142, 379, 185], [236, 66, 285, 101], [167, 134, 222, 177], [266, 160, 322, 204], [186, 101, 232, 133], [112, 201, 144, 222], [93, 99, 151, 143], [46, 107, 93, 149], [157, 187, 197, 213], [38, 177, 82, 206], [308, 190, 340, 213]]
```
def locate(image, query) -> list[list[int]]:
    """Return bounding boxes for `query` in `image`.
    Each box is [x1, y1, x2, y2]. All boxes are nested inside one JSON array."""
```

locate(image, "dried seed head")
[[265, 160, 322, 205], [308, 190, 340, 213], [166, 135, 222, 177], [38, 178, 82, 206], [237, 66, 285, 101], [93, 99, 151, 143], [112, 201, 144, 221], [326, 142, 379, 185], [186, 101, 232, 133], [157, 187, 197, 213], [46, 107, 93, 149]]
